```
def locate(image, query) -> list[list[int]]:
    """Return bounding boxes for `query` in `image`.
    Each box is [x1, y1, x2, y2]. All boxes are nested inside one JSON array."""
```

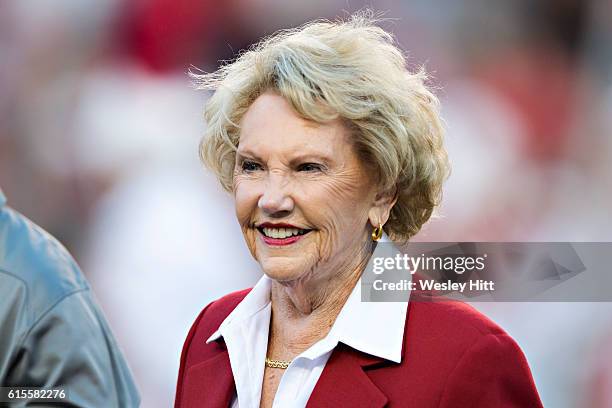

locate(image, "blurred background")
[[1, 0, 611, 406]]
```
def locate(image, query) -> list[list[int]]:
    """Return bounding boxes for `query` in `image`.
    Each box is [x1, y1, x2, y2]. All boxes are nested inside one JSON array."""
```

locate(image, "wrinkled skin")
[[233, 91, 396, 314], [234, 91, 397, 408]]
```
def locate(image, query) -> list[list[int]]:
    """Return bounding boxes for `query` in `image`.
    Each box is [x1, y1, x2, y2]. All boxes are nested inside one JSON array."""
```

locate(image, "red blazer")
[[175, 289, 543, 407]]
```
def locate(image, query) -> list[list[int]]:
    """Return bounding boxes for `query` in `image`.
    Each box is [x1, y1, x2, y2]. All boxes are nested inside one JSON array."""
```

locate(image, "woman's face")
[[234, 91, 384, 284]]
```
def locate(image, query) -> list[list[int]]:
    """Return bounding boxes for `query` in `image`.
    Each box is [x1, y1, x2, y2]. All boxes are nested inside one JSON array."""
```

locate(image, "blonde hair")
[[192, 12, 450, 242]]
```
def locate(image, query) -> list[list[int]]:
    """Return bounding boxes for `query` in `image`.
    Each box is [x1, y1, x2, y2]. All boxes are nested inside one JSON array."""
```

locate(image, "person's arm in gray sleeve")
[[0, 192, 140, 408], [0, 275, 28, 383], [3, 287, 140, 407]]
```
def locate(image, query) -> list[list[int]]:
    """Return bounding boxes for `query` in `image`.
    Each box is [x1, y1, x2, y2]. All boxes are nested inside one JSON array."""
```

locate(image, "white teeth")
[[261, 227, 307, 239]]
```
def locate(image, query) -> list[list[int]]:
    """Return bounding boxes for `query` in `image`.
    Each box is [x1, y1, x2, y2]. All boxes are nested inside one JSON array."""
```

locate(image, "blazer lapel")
[[181, 348, 235, 408], [307, 344, 389, 408]]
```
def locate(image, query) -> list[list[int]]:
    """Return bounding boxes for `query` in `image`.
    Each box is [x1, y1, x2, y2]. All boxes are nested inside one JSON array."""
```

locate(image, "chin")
[[259, 257, 311, 283]]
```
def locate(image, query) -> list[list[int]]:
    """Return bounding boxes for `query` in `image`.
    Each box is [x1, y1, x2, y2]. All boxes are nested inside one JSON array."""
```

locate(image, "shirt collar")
[[206, 275, 272, 344], [206, 233, 408, 363], [0, 189, 6, 207], [328, 274, 408, 363]]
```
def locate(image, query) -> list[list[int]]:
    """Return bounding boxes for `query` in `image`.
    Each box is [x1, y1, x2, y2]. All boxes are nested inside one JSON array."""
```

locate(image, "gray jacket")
[[0, 190, 140, 407]]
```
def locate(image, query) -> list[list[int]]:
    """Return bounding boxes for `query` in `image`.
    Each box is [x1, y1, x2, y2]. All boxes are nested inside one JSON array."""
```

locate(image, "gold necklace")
[[265, 357, 292, 369]]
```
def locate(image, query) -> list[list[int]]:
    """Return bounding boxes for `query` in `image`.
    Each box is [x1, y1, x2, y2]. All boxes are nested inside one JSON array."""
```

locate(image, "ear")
[[368, 185, 398, 228]]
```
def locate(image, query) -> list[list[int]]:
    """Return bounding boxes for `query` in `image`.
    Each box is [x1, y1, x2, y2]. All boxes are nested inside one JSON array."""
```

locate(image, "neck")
[[268, 238, 372, 355]]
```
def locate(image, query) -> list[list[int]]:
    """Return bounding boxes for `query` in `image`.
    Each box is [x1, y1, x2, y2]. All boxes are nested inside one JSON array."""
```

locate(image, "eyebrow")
[[235, 149, 261, 161], [235, 149, 334, 165], [287, 154, 333, 166]]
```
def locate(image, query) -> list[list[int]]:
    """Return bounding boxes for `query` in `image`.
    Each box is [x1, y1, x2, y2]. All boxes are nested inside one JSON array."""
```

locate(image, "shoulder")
[[178, 289, 252, 365], [175, 288, 251, 404], [396, 298, 542, 407], [407, 297, 506, 339], [205, 289, 253, 326], [0, 206, 89, 323], [194, 288, 252, 339], [403, 298, 516, 364]]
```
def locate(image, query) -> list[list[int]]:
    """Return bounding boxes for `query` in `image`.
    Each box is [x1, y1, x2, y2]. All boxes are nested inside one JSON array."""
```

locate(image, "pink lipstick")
[[256, 222, 312, 246]]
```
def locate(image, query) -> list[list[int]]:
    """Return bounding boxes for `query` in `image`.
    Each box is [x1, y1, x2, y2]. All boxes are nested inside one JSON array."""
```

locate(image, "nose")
[[258, 171, 294, 216]]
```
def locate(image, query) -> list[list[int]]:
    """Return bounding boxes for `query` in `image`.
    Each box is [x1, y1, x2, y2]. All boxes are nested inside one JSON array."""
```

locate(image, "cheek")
[[233, 177, 260, 226], [317, 170, 372, 220], [298, 170, 372, 249]]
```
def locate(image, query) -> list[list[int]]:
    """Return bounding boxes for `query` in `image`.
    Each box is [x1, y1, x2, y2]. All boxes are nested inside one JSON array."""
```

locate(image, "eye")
[[297, 162, 324, 173], [240, 160, 263, 173]]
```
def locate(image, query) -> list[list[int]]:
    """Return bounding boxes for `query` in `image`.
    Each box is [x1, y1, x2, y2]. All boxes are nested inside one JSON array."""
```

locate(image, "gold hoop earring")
[[371, 223, 383, 241]]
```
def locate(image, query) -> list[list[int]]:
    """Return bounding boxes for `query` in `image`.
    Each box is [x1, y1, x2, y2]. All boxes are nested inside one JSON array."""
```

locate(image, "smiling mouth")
[[257, 226, 312, 239]]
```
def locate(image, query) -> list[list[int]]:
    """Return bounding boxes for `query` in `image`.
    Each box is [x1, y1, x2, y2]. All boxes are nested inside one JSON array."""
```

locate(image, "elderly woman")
[[175, 15, 543, 408]]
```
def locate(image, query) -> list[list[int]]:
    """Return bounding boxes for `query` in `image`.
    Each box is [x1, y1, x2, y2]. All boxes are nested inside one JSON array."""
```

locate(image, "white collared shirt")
[[206, 238, 409, 408]]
